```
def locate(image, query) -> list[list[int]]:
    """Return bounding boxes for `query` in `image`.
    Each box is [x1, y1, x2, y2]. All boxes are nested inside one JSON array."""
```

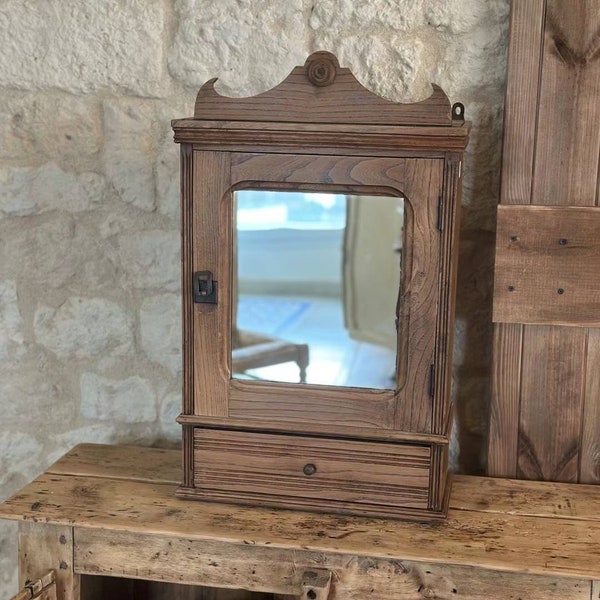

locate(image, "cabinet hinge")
[[436, 194, 443, 231], [428, 363, 436, 398]]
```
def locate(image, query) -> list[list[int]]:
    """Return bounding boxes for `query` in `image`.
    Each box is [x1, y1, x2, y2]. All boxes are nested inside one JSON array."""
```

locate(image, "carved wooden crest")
[[194, 51, 455, 126]]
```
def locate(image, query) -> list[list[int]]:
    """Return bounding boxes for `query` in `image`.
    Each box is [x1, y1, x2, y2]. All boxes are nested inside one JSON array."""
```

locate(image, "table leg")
[[18, 523, 80, 600]]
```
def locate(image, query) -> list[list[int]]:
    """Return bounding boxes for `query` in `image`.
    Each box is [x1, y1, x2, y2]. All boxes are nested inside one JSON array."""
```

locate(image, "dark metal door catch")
[[193, 271, 218, 304]]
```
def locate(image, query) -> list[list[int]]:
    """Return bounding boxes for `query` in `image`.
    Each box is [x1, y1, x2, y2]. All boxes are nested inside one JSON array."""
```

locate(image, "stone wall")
[[0, 1, 509, 595]]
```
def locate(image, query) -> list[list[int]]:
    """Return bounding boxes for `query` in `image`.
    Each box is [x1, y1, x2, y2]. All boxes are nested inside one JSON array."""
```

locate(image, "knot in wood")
[[307, 58, 336, 87]]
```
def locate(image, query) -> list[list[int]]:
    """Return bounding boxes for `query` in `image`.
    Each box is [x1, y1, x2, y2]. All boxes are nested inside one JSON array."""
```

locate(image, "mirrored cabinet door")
[[183, 152, 445, 435]]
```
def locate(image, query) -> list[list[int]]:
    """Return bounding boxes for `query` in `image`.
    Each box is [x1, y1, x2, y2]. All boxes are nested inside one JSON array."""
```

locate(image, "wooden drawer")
[[193, 428, 431, 513]]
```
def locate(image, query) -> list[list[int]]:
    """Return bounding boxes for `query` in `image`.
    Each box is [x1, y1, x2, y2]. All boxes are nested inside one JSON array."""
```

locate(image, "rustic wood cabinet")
[[172, 52, 470, 521]]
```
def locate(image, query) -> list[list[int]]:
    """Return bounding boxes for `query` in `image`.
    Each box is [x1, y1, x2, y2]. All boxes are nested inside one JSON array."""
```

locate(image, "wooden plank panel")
[[488, 324, 523, 477], [531, 0, 600, 206], [192, 151, 231, 416], [581, 329, 600, 483], [517, 326, 587, 481], [499, 0, 546, 206], [490, 0, 600, 482], [488, 0, 545, 479], [43, 444, 600, 520], [493, 206, 600, 326], [18, 523, 79, 600], [3, 473, 600, 579], [452, 475, 600, 520], [48, 444, 180, 485], [75, 529, 592, 600]]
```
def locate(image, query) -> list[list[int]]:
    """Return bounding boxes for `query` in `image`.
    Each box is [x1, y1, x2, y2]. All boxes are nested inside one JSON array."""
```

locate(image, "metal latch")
[[192, 271, 218, 304]]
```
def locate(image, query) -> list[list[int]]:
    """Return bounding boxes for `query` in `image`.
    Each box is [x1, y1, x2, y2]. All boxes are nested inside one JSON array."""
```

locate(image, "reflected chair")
[[232, 328, 309, 383]]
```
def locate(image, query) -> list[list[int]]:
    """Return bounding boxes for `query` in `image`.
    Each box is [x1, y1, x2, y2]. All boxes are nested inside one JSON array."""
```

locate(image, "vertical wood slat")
[[18, 523, 80, 600], [581, 329, 600, 483], [488, 0, 546, 477], [500, 0, 546, 206], [192, 151, 231, 417], [531, 0, 600, 206], [517, 326, 587, 482], [488, 324, 523, 478]]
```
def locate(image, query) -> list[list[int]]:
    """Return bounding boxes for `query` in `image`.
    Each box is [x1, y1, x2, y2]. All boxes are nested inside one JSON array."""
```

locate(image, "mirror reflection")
[[232, 190, 404, 390]]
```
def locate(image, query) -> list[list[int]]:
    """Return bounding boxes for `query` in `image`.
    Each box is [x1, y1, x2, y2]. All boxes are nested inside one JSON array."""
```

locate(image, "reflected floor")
[[235, 294, 396, 389]]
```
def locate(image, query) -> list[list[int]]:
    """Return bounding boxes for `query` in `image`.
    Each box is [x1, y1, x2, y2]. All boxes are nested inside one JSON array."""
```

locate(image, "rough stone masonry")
[[0, 0, 509, 595]]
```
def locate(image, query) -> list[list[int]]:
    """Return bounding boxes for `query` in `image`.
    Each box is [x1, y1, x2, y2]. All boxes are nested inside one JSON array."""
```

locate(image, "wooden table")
[[1, 444, 599, 600]]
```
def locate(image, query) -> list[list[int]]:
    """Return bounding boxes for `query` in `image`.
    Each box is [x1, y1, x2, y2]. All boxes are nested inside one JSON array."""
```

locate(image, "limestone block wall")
[[0, 1, 509, 595]]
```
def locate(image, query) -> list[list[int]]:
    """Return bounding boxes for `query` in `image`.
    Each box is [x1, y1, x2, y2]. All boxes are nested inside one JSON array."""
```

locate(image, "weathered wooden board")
[[18, 523, 79, 600], [45, 444, 600, 520], [191, 151, 230, 417], [10, 571, 57, 600], [517, 326, 587, 482], [581, 329, 600, 483], [3, 471, 600, 579], [489, 0, 600, 484], [493, 206, 600, 326], [74, 528, 592, 600]]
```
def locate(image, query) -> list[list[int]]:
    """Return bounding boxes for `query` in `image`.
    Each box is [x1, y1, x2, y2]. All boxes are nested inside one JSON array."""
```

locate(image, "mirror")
[[232, 189, 405, 390]]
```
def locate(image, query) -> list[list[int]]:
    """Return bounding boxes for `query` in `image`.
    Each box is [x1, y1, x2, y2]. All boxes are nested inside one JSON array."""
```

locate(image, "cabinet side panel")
[[192, 151, 231, 417]]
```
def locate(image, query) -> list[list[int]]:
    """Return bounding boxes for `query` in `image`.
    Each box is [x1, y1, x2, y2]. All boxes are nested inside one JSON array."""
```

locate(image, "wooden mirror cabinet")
[[172, 52, 470, 521]]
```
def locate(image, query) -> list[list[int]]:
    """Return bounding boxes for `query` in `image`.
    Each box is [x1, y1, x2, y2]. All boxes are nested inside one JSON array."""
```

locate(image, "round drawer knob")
[[303, 463, 317, 476]]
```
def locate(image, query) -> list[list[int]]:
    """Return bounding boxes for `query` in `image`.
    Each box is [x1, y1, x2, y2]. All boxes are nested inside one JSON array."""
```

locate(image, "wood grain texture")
[[172, 120, 470, 155], [3, 470, 600, 580], [177, 414, 449, 445], [517, 326, 587, 481], [581, 329, 600, 483], [489, 0, 600, 483], [499, 0, 546, 205], [433, 155, 462, 436], [488, 0, 545, 478], [18, 523, 79, 600], [191, 151, 230, 417], [488, 324, 523, 477], [43, 444, 600, 519], [193, 51, 452, 126], [531, 0, 600, 206], [10, 571, 56, 600], [192, 428, 431, 511], [74, 529, 593, 600], [494, 206, 600, 326]]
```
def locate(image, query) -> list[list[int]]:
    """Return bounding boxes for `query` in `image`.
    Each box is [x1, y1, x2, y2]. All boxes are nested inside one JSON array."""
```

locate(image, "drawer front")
[[194, 428, 431, 510]]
